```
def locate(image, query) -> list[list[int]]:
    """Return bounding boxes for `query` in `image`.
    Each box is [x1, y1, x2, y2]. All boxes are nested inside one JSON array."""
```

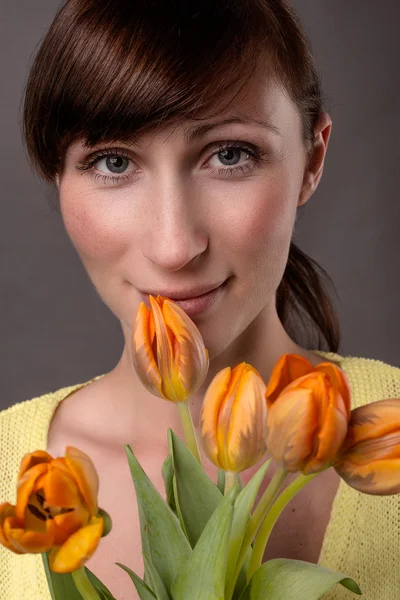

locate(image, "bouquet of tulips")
[[2, 295, 400, 599]]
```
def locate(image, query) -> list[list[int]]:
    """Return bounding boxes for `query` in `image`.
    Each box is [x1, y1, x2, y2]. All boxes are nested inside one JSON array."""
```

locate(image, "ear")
[[298, 112, 332, 207]]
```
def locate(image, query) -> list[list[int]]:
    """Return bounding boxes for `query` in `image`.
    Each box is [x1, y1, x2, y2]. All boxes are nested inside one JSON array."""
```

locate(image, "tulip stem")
[[226, 466, 287, 600], [224, 471, 238, 495], [247, 471, 319, 582], [72, 568, 102, 600], [217, 468, 226, 493], [177, 401, 203, 466]]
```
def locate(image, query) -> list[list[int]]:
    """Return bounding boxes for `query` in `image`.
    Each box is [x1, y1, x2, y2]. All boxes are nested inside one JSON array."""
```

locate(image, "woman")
[[1, 0, 399, 598]]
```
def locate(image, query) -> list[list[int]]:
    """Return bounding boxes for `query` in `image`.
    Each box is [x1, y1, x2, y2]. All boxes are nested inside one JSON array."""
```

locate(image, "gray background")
[[1, 1, 399, 408]]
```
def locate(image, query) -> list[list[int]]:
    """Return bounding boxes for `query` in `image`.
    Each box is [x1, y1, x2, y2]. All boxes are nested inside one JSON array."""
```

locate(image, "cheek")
[[216, 176, 297, 269], [59, 185, 132, 265]]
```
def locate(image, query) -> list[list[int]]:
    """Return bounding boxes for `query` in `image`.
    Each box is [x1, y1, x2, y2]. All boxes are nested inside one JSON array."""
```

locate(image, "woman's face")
[[58, 75, 317, 359]]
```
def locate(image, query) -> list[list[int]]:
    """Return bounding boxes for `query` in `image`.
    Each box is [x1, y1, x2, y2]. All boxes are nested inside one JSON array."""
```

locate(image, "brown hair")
[[22, 0, 340, 352]]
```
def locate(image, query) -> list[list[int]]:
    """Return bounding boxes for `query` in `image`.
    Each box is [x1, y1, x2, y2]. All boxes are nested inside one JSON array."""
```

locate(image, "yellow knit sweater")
[[1, 352, 400, 600]]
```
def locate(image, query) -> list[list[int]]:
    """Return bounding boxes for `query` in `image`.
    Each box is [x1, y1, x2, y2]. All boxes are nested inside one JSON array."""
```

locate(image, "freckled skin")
[[50, 73, 333, 597], [55, 72, 333, 452], [58, 74, 329, 372]]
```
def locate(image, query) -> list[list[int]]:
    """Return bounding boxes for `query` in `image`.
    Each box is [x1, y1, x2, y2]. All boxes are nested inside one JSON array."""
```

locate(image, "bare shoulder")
[[47, 373, 112, 455]]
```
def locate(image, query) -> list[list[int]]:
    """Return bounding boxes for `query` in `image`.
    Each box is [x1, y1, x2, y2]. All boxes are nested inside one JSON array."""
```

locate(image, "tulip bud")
[[265, 354, 351, 474], [0, 447, 104, 573], [200, 363, 268, 472], [132, 295, 209, 402], [333, 398, 400, 495]]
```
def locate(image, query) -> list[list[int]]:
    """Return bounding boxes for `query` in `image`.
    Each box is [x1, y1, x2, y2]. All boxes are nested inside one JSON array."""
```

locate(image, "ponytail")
[[277, 242, 341, 352]]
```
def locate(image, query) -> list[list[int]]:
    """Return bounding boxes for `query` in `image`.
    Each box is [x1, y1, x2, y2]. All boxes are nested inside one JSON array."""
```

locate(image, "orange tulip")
[[0, 447, 104, 573], [201, 363, 268, 472], [333, 398, 400, 495], [265, 354, 351, 474], [132, 294, 209, 402]]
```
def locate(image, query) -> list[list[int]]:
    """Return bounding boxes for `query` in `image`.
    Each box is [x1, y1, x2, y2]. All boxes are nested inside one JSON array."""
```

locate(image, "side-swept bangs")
[[23, 0, 318, 183]]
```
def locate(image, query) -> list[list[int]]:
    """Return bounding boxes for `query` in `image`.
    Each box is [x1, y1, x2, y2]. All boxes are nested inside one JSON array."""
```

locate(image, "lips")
[[140, 281, 227, 301], [138, 278, 230, 318]]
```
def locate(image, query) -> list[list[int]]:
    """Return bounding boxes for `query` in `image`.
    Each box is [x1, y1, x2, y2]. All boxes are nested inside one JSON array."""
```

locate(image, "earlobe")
[[298, 112, 332, 207]]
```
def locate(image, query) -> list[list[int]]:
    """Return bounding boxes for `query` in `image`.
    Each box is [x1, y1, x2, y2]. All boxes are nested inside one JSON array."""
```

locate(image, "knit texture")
[[1, 353, 400, 599]]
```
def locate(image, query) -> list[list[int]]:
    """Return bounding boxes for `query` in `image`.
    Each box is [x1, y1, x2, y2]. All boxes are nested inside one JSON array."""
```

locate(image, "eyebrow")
[[81, 115, 281, 152], [183, 116, 281, 144]]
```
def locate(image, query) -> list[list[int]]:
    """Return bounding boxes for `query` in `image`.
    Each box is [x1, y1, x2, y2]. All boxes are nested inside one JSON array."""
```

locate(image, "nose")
[[141, 177, 208, 272]]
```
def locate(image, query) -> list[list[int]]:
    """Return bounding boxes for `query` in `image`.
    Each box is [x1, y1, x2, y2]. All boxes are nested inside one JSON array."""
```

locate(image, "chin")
[[193, 314, 239, 362]]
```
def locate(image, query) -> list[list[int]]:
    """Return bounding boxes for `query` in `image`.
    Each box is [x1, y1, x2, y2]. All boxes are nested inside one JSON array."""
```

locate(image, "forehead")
[[67, 75, 298, 155]]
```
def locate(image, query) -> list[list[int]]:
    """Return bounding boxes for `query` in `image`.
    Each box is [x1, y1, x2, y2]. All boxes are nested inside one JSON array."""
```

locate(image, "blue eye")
[[98, 155, 130, 174], [208, 141, 268, 178], [76, 148, 134, 185], [76, 140, 267, 185], [218, 147, 242, 166]]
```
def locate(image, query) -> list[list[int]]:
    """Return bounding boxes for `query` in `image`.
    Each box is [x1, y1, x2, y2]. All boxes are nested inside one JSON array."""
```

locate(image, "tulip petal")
[[201, 364, 268, 472], [316, 363, 352, 419], [133, 295, 209, 403], [340, 430, 400, 464], [65, 447, 99, 515], [341, 398, 400, 450], [163, 299, 209, 400], [48, 505, 90, 546], [225, 365, 268, 471], [336, 456, 400, 495], [201, 367, 232, 468], [0, 503, 21, 552], [50, 457, 73, 474], [49, 516, 104, 573], [44, 465, 81, 508], [267, 387, 318, 472], [149, 295, 184, 402], [33, 473, 47, 493], [267, 371, 349, 474], [18, 450, 53, 479], [16, 463, 49, 522], [334, 399, 400, 494], [132, 301, 164, 398], [23, 493, 49, 533], [265, 355, 351, 475], [304, 397, 349, 474], [218, 364, 245, 470], [4, 517, 54, 553], [274, 371, 327, 404], [265, 354, 314, 404]]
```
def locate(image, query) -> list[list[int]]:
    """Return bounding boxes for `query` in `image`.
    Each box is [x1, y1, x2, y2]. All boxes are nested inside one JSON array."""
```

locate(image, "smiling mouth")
[[140, 280, 228, 301], [138, 278, 230, 318]]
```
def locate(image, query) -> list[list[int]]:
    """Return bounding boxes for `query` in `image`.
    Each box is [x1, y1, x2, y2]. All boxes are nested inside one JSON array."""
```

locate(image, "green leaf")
[[235, 552, 251, 599], [86, 568, 117, 599], [143, 554, 171, 600], [238, 558, 362, 599], [95, 590, 115, 600], [42, 553, 117, 600], [161, 453, 177, 514], [41, 553, 84, 600], [125, 444, 192, 594], [226, 460, 271, 596], [135, 492, 153, 588], [168, 430, 223, 547], [172, 486, 238, 600], [171, 468, 190, 540], [117, 563, 157, 600]]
